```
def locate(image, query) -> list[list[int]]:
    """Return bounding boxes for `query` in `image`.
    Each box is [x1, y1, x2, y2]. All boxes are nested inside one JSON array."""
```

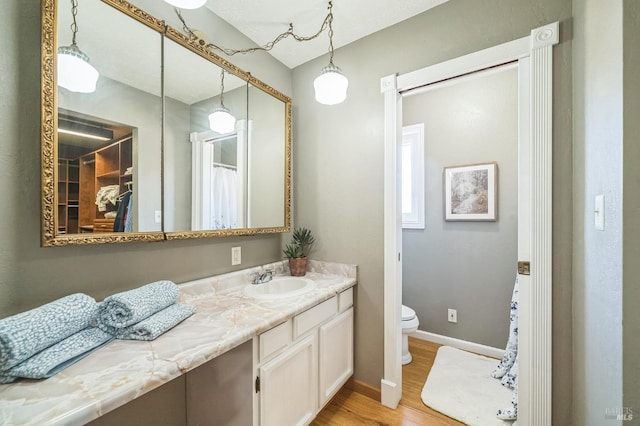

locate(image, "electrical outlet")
[[448, 308, 457, 323], [231, 246, 241, 266], [154, 210, 162, 224]]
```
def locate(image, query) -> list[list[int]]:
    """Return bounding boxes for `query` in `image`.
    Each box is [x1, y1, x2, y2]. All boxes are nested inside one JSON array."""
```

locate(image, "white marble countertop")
[[0, 260, 357, 426]]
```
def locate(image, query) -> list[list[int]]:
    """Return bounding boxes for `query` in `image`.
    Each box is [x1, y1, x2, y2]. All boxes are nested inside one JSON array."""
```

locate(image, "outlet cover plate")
[[231, 247, 241, 265]]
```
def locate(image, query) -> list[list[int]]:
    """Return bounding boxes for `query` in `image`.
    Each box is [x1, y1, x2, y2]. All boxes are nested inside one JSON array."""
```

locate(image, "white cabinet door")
[[259, 334, 317, 426], [318, 307, 353, 408]]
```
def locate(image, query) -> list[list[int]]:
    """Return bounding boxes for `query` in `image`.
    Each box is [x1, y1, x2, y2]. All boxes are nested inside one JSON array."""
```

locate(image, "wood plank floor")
[[312, 337, 465, 425]]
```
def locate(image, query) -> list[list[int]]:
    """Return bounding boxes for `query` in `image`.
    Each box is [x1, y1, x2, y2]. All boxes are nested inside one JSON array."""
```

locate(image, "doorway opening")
[[381, 22, 559, 424], [400, 63, 519, 422]]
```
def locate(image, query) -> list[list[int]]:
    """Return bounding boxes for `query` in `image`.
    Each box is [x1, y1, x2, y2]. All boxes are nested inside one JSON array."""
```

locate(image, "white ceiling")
[[205, 0, 449, 69]]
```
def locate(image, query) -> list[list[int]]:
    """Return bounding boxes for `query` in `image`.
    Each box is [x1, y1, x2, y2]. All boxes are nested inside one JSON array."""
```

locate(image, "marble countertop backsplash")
[[0, 260, 357, 426]]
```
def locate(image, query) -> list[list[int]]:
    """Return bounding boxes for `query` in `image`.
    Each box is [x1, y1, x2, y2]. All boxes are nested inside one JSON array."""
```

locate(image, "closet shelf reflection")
[[97, 170, 120, 178]]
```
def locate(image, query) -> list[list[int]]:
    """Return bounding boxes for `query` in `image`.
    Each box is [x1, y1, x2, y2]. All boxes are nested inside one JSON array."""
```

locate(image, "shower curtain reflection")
[[191, 125, 247, 231], [211, 165, 237, 229]]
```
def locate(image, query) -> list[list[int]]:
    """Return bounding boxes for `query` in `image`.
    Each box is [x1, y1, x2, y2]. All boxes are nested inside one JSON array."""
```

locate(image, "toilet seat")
[[402, 305, 416, 321]]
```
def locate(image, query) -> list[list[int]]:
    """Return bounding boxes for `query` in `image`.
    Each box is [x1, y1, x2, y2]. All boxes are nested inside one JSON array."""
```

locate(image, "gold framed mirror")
[[41, 0, 291, 246]]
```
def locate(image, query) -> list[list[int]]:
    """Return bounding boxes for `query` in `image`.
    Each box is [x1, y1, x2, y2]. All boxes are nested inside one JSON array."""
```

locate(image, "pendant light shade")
[[57, 44, 99, 93], [164, 0, 207, 9], [313, 1, 348, 105], [57, 0, 99, 93], [314, 63, 348, 105], [208, 106, 236, 134], [209, 69, 236, 133]]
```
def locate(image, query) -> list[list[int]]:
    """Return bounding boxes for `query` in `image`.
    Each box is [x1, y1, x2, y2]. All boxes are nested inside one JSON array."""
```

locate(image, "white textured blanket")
[[421, 346, 517, 426]]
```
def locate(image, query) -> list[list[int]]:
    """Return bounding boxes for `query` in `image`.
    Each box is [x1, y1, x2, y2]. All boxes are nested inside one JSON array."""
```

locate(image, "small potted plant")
[[283, 227, 315, 276]]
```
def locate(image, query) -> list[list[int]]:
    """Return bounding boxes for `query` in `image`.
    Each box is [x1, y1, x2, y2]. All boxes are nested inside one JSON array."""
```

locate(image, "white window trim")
[[401, 124, 425, 229]]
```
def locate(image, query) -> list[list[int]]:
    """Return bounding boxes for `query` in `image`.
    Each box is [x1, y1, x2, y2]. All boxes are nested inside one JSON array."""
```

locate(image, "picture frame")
[[443, 162, 498, 221]]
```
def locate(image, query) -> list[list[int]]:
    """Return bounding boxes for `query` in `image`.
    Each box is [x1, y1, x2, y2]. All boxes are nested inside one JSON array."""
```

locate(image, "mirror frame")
[[41, 0, 291, 246]]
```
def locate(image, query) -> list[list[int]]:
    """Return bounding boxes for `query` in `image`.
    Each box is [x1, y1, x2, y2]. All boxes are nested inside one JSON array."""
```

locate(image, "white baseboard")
[[411, 330, 504, 359], [380, 379, 400, 409]]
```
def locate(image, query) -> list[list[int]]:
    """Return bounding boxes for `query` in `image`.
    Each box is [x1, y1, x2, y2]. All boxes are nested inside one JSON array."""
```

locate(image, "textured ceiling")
[[205, 0, 449, 69]]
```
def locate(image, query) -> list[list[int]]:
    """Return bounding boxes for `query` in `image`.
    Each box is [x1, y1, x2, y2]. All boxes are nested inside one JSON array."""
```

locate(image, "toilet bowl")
[[401, 305, 419, 365]]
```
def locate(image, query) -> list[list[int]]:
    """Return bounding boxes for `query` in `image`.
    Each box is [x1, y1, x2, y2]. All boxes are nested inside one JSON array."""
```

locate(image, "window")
[[401, 124, 424, 229]]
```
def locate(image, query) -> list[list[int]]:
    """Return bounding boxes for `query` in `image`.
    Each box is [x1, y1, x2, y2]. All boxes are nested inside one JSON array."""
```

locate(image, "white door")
[[259, 334, 317, 426]]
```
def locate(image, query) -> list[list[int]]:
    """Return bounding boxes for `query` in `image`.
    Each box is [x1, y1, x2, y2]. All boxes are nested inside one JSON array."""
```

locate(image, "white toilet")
[[401, 305, 419, 365]]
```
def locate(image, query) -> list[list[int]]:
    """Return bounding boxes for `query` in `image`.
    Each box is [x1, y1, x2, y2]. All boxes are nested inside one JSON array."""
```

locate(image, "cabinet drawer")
[[338, 288, 353, 312], [93, 219, 115, 233], [294, 297, 337, 339], [259, 320, 291, 362]]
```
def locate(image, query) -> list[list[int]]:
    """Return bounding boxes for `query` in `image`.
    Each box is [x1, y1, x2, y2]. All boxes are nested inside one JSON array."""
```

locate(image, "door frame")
[[380, 22, 558, 425]]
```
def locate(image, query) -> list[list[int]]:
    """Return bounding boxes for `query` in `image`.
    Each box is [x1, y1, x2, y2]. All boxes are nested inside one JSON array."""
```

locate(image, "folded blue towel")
[[0, 328, 113, 383], [98, 280, 180, 329], [0, 293, 98, 372], [101, 303, 195, 341]]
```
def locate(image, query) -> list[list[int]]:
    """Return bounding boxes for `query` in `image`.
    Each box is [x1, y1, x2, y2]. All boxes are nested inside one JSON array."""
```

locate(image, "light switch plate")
[[595, 194, 604, 231]]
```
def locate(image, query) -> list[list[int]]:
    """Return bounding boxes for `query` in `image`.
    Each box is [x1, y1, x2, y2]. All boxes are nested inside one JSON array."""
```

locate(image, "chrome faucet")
[[251, 270, 274, 285]]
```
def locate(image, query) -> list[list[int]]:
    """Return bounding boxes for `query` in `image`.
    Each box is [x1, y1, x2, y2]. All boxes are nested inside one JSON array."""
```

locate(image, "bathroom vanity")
[[0, 261, 356, 425], [254, 286, 353, 426]]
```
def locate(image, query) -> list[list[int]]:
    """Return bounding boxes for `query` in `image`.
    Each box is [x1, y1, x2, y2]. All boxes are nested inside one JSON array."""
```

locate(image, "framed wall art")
[[443, 162, 497, 221]]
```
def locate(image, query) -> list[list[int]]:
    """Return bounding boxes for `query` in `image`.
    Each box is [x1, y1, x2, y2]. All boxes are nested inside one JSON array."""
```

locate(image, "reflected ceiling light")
[[208, 69, 236, 134], [57, 0, 99, 93], [164, 0, 207, 9], [58, 118, 113, 141], [58, 128, 112, 141], [313, 2, 348, 105]]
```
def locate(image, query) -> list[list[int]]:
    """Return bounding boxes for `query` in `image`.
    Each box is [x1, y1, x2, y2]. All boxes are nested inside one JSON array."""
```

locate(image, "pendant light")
[[164, 0, 207, 9], [313, 1, 348, 105], [208, 69, 236, 134], [57, 0, 99, 93]]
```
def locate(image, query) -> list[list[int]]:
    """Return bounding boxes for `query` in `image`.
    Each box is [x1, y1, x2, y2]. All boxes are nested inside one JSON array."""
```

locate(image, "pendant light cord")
[[327, 2, 335, 65], [69, 0, 79, 46], [219, 69, 226, 107], [175, 1, 335, 57]]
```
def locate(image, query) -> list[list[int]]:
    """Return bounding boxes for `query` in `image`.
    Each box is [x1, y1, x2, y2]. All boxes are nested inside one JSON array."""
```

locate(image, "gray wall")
[[622, 0, 640, 414], [0, 1, 290, 317], [247, 86, 286, 228], [572, 1, 624, 423], [573, 1, 640, 422], [402, 68, 518, 349], [291, 0, 573, 423], [164, 96, 192, 231]]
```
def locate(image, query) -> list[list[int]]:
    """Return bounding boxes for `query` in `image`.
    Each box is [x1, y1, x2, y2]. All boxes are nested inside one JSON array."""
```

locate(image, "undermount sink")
[[243, 276, 316, 300]]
